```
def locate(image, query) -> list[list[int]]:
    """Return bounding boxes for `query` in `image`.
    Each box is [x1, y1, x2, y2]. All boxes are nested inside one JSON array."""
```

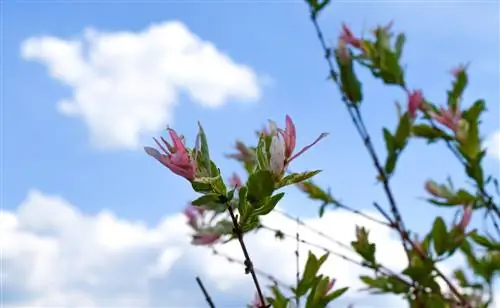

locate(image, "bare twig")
[[196, 276, 216, 308]]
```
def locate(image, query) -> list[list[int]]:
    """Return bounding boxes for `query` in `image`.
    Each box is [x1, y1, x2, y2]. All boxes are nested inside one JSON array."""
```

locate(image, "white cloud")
[[20, 21, 262, 149], [486, 130, 500, 160], [2, 191, 498, 307]]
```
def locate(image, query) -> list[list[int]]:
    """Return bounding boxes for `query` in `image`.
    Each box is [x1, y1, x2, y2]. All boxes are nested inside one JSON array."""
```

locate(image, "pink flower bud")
[[191, 232, 220, 246], [458, 204, 472, 230], [145, 128, 197, 181], [269, 135, 286, 175], [327, 278, 336, 292], [451, 63, 468, 77], [184, 206, 199, 230], [407, 90, 424, 119], [429, 107, 462, 133], [230, 173, 243, 188], [340, 24, 362, 49]]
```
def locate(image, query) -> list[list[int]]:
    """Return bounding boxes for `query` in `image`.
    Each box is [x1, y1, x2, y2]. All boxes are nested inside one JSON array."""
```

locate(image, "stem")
[[195, 276, 216, 308], [226, 203, 267, 307]]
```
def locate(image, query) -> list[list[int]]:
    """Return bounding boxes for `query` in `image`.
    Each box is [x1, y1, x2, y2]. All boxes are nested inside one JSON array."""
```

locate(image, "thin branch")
[[307, 9, 468, 306], [195, 276, 216, 308], [226, 203, 267, 307]]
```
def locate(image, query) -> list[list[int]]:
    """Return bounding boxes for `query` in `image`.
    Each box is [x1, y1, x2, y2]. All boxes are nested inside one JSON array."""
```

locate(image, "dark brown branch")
[[226, 204, 267, 307], [195, 276, 216, 308]]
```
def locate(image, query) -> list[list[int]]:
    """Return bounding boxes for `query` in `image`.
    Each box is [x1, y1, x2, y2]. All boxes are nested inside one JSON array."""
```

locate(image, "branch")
[[195, 276, 216, 308], [306, 9, 468, 306], [226, 204, 267, 307]]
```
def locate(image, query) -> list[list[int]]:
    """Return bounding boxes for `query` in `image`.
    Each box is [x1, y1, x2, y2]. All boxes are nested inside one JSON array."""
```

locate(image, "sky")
[[2, 0, 500, 307]]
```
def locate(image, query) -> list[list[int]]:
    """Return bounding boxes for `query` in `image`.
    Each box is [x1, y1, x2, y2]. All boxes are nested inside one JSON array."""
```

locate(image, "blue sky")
[[2, 1, 499, 307]]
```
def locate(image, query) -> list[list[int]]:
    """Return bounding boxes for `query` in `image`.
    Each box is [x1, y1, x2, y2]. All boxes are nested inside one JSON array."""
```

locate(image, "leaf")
[[246, 169, 275, 204], [432, 217, 448, 256], [453, 269, 468, 287], [191, 181, 213, 193], [470, 231, 500, 250], [383, 128, 395, 154], [324, 286, 349, 302], [335, 51, 363, 104], [394, 113, 411, 149], [212, 220, 233, 235], [384, 152, 398, 176], [277, 170, 322, 189], [253, 192, 285, 216], [412, 124, 452, 142], [256, 134, 270, 170], [462, 99, 486, 125], [268, 285, 289, 308], [191, 193, 220, 206], [394, 33, 406, 59], [197, 122, 212, 175], [447, 69, 468, 110], [237, 186, 251, 225], [306, 0, 331, 18], [458, 119, 481, 160], [297, 252, 319, 296]]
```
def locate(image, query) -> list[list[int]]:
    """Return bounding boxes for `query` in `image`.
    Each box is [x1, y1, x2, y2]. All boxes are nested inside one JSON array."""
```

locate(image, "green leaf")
[[447, 69, 468, 110], [306, 0, 331, 18], [335, 51, 363, 104], [297, 252, 319, 296], [453, 269, 468, 287], [191, 181, 213, 193], [277, 170, 322, 189], [212, 220, 234, 235], [394, 33, 406, 59], [458, 119, 481, 160], [432, 217, 448, 256], [247, 169, 275, 204], [197, 122, 212, 175], [394, 113, 411, 149], [470, 231, 500, 250], [253, 192, 285, 216], [412, 124, 453, 142], [268, 285, 289, 308], [237, 186, 251, 225], [323, 286, 348, 302], [191, 193, 220, 206], [383, 128, 395, 154], [384, 152, 398, 176], [256, 134, 270, 170], [462, 99, 486, 125]]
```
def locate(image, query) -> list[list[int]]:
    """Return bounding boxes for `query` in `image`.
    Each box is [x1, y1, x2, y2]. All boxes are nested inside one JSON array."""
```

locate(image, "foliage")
[[144, 1, 500, 307]]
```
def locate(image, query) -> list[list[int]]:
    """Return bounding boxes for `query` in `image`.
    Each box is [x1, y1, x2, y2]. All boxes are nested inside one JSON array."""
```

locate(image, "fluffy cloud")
[[486, 130, 500, 160], [2, 191, 498, 307], [20, 21, 262, 149]]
